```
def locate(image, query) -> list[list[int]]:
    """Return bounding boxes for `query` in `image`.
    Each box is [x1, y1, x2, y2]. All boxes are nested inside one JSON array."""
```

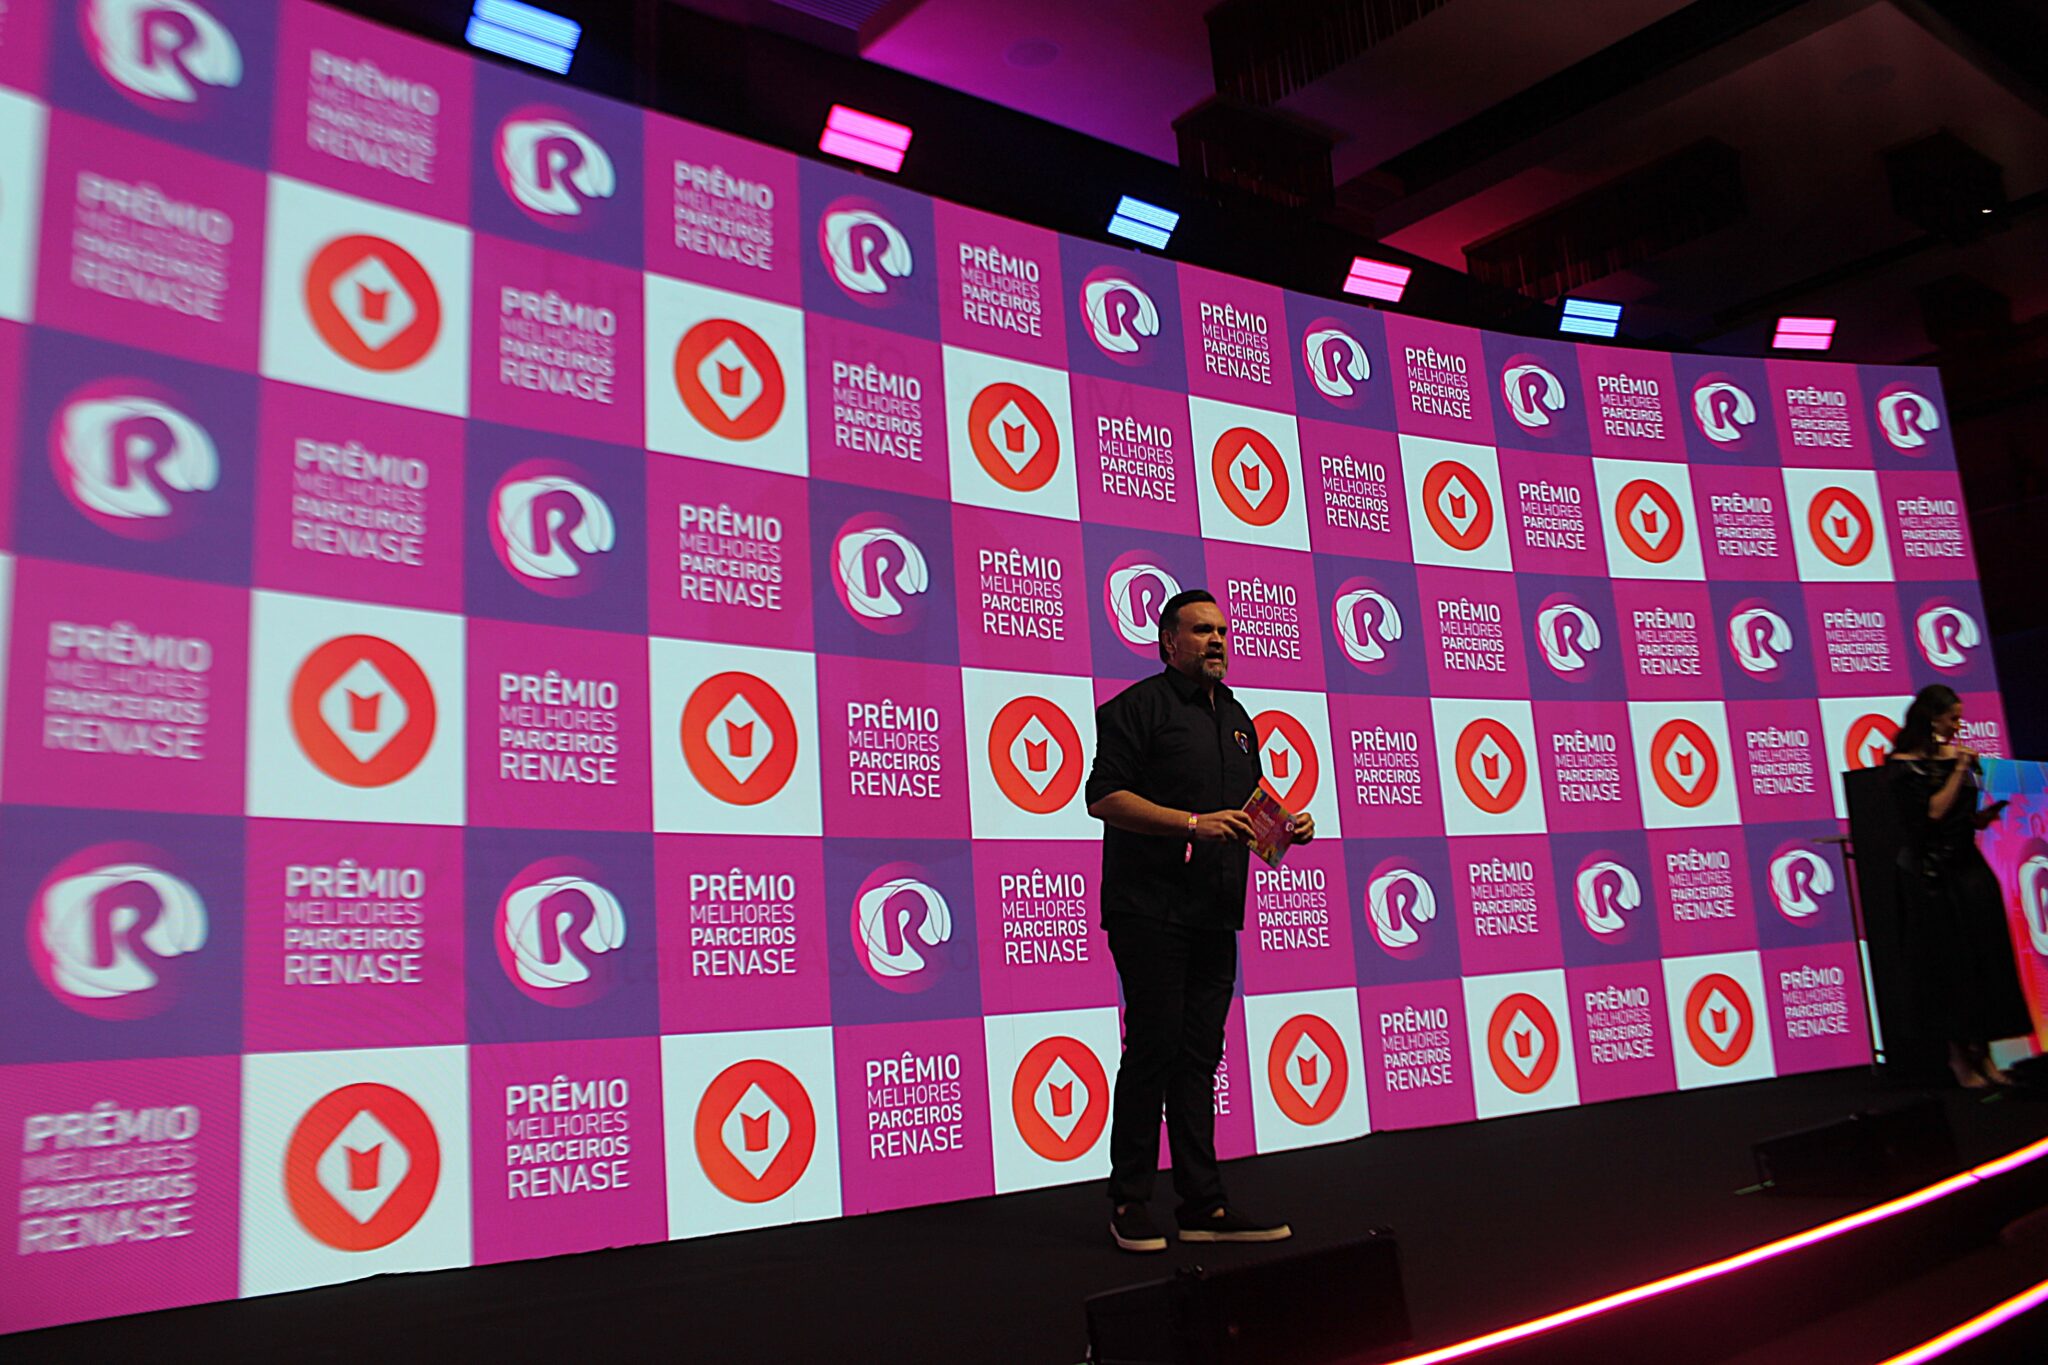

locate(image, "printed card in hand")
[[1242, 786, 1295, 868]]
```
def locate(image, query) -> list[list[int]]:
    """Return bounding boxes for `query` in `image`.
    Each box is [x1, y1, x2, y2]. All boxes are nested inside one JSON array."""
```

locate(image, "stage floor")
[[20, 1067, 2048, 1364]]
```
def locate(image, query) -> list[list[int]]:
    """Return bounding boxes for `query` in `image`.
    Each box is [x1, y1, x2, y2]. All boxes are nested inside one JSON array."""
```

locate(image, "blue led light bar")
[[1559, 298, 1623, 338], [1108, 196, 1179, 250], [467, 0, 580, 74]]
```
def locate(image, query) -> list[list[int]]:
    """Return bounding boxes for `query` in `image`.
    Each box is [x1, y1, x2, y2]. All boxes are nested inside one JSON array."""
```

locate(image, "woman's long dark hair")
[[1893, 684, 1962, 758]]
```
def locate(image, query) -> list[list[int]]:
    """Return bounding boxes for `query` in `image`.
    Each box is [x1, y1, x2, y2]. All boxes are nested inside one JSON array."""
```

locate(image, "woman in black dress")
[[1885, 684, 2031, 1088]]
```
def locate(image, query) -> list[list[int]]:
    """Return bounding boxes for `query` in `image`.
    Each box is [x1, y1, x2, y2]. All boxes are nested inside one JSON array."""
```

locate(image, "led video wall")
[[0, 0, 2009, 1333], [1982, 761, 2048, 1050]]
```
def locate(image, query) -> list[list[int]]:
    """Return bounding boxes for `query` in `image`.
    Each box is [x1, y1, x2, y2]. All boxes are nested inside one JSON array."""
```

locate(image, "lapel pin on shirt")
[[1234, 730, 1250, 752]]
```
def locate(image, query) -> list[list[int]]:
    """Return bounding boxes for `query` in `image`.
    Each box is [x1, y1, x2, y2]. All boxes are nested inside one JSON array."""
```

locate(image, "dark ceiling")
[[340, 0, 2048, 738], [859, 0, 2048, 366]]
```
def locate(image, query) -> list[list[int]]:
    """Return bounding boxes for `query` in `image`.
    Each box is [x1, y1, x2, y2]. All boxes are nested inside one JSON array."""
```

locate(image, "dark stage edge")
[[17, 1068, 2048, 1365]]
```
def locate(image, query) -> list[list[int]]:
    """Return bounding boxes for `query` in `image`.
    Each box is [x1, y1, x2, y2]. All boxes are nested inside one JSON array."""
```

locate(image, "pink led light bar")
[[1378, 1135, 2048, 1365], [1344, 256, 1412, 303], [819, 104, 912, 173], [1877, 1274, 2048, 1363], [1773, 315, 1837, 351]]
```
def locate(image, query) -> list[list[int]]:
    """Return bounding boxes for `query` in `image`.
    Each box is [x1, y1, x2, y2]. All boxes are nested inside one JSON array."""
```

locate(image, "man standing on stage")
[[1085, 588, 1314, 1252]]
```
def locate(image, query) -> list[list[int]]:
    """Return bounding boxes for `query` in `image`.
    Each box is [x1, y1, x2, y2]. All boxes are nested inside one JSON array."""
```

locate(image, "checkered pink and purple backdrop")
[[0, 0, 2005, 1332]]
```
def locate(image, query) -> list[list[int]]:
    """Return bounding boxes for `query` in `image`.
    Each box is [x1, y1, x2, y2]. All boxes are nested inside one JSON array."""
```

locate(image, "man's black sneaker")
[[1110, 1203, 1168, 1253], [1178, 1206, 1292, 1243]]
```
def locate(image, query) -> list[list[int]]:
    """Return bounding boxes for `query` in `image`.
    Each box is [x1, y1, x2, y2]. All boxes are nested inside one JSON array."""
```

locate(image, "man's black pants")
[[1103, 915, 1236, 1216]]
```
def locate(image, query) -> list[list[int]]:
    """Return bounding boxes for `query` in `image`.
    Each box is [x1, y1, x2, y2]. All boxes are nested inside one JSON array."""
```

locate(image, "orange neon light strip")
[[1379, 1135, 2048, 1365]]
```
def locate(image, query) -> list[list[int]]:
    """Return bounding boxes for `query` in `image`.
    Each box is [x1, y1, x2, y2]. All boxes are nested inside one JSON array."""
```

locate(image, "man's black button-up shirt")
[[1086, 667, 1263, 931]]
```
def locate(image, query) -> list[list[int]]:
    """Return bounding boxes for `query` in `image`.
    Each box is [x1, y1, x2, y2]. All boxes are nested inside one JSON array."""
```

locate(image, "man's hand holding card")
[[1242, 787, 1315, 867]]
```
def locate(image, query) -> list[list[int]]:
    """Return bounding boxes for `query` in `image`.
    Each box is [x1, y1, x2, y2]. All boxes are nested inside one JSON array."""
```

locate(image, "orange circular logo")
[[969, 382, 1062, 492], [1211, 427, 1290, 527], [1487, 993, 1560, 1094], [1011, 1035, 1108, 1161], [1421, 459, 1493, 552], [1453, 717, 1526, 816], [1266, 1014, 1348, 1125], [987, 695, 1083, 814], [284, 1083, 441, 1251], [673, 318, 786, 440], [305, 236, 442, 373], [694, 1058, 816, 1203], [1649, 718, 1720, 809], [289, 636, 437, 787], [680, 671, 799, 806], [1253, 709, 1319, 812], [1844, 713, 1898, 770], [1684, 973, 1754, 1067], [1614, 477, 1685, 564], [1807, 486, 1874, 567]]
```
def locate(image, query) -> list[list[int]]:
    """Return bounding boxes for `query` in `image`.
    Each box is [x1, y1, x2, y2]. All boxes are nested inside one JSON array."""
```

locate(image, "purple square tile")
[[1079, 522, 1207, 681], [801, 161, 938, 338], [810, 480, 959, 665], [1672, 354, 1776, 465], [16, 330, 257, 584], [1285, 293, 1394, 430], [1315, 555, 1426, 697], [53, 0, 276, 165], [1553, 830, 1661, 965], [1897, 579, 1994, 691], [471, 61, 643, 266], [823, 838, 981, 1025], [463, 424, 647, 635], [0, 807, 243, 1063], [1862, 365, 1953, 469], [1060, 237, 1184, 391], [1710, 580, 1819, 700], [1348, 837, 1459, 985], [1520, 573, 1625, 702], [465, 829, 660, 1044], [1485, 333, 1589, 453]]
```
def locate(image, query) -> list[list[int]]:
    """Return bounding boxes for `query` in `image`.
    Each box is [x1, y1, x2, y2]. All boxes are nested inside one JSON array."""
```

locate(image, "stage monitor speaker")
[[1753, 1096, 1958, 1198], [1083, 1230, 1409, 1365]]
